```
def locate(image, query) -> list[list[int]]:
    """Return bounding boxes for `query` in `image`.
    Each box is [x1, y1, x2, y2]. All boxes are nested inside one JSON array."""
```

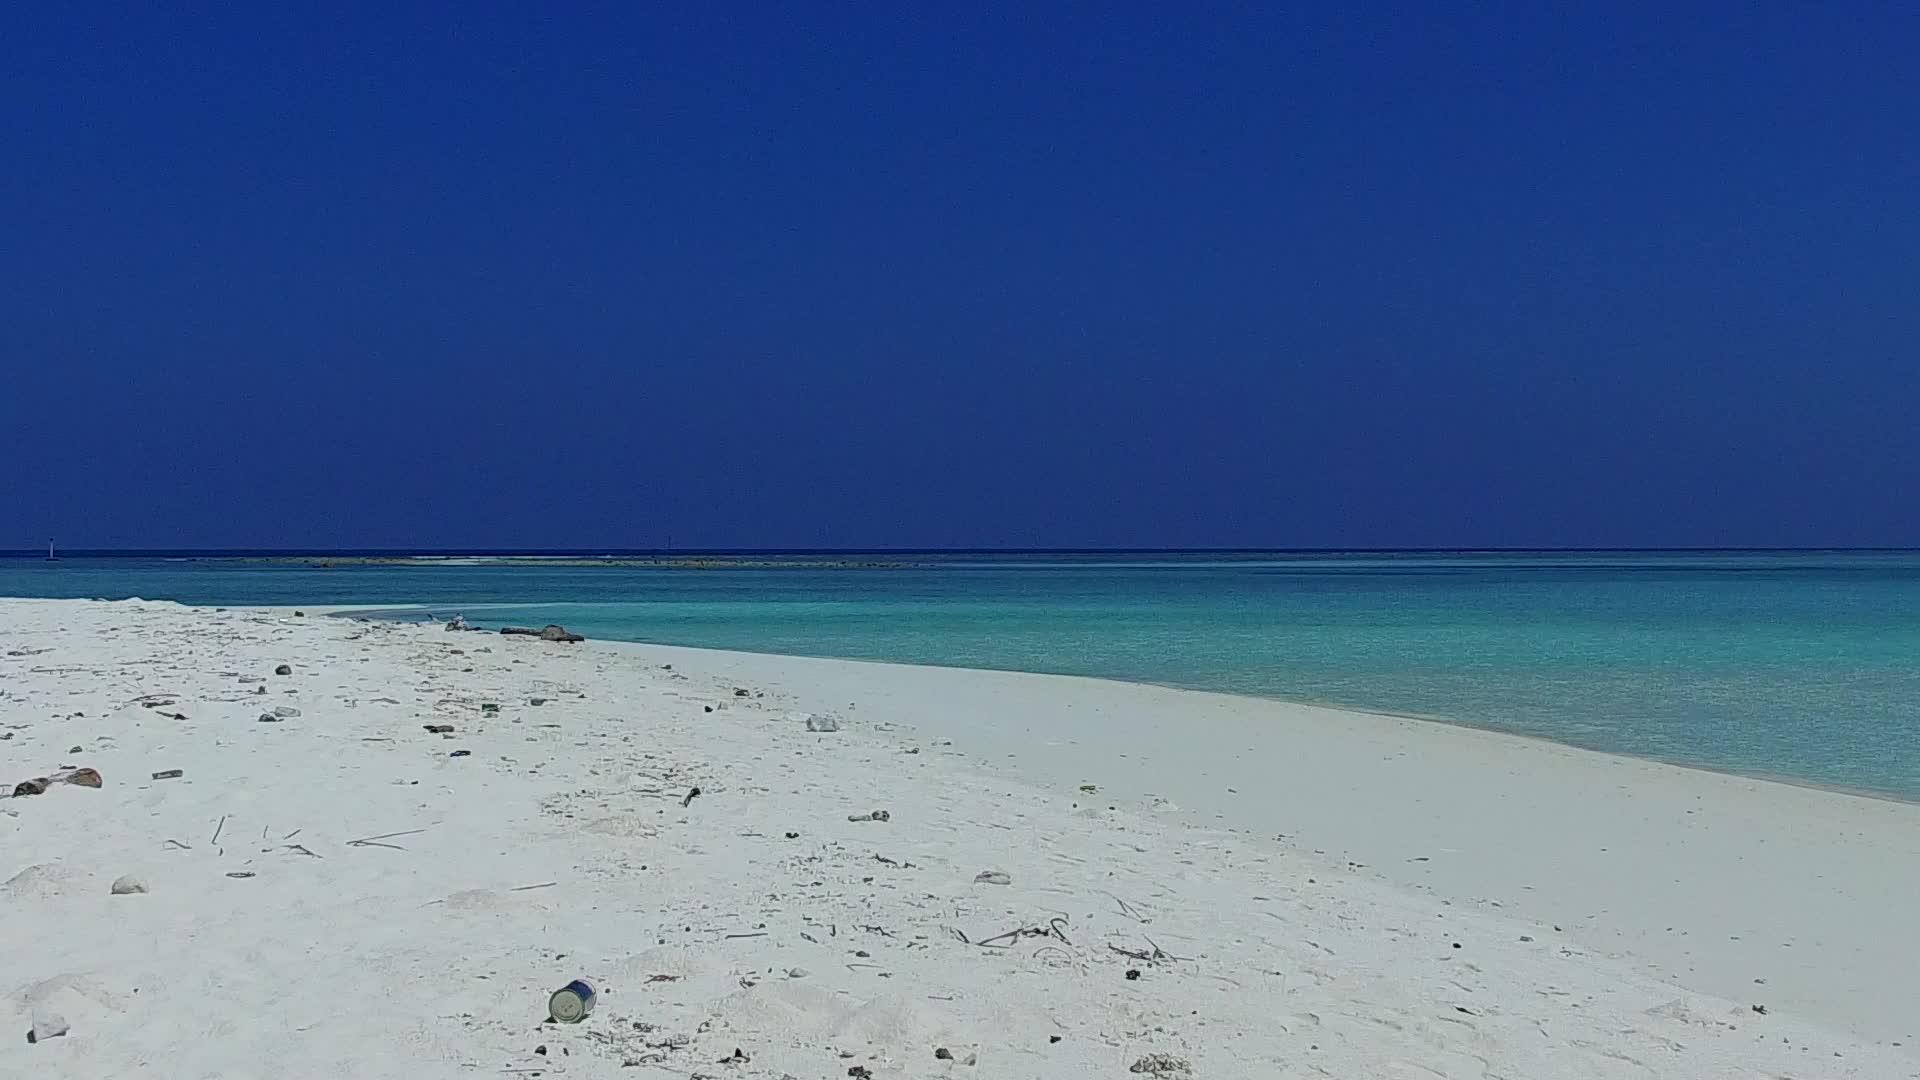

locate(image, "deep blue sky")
[[5, 6, 1916, 549]]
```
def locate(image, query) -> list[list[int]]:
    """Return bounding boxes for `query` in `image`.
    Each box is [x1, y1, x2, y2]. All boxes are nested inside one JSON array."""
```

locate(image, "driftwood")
[[348, 828, 428, 851], [499, 624, 584, 643], [972, 917, 1072, 949], [1108, 937, 1185, 963]]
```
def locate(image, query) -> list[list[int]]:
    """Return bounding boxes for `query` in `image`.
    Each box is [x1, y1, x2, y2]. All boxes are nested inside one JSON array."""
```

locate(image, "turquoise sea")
[[4, 551, 1917, 800]]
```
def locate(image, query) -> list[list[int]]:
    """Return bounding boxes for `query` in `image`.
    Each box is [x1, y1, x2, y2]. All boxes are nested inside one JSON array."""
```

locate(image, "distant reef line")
[[229, 555, 925, 570]]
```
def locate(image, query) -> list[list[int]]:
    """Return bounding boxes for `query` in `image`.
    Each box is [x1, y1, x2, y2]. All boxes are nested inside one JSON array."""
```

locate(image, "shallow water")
[[5, 550, 1918, 798]]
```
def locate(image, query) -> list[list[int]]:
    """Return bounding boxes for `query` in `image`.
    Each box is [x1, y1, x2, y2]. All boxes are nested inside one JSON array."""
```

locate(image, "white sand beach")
[[2, 598, 1914, 1078]]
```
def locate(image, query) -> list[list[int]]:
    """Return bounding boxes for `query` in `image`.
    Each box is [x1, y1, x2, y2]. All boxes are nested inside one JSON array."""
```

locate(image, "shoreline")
[[4, 598, 1916, 1077], [583, 635, 1920, 1044], [327, 599, 1920, 1041], [328, 601, 1920, 809]]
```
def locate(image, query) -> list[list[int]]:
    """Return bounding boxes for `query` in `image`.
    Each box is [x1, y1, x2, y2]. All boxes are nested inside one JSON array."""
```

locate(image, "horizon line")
[[7, 546, 1920, 558]]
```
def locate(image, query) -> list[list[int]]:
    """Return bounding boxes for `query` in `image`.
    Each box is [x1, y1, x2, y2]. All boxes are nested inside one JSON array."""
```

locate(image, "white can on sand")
[[548, 978, 596, 1023]]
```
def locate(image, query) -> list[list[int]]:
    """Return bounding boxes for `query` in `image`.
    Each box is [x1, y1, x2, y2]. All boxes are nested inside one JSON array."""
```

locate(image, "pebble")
[[110, 874, 148, 895], [257, 712, 283, 723], [974, 870, 1012, 886], [787, 967, 811, 979], [273, 706, 301, 718], [804, 714, 840, 733], [274, 664, 293, 676]]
